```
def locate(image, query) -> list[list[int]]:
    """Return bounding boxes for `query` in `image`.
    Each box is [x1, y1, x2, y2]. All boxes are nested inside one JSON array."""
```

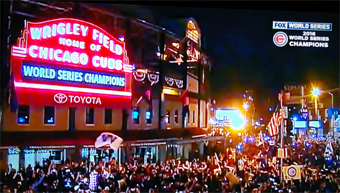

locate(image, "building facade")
[[0, 1, 222, 171], [283, 84, 339, 138]]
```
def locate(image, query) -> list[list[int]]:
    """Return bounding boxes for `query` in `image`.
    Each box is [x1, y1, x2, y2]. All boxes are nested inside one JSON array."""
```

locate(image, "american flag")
[[267, 109, 284, 136], [180, 89, 189, 106], [133, 84, 152, 109], [277, 148, 289, 158]]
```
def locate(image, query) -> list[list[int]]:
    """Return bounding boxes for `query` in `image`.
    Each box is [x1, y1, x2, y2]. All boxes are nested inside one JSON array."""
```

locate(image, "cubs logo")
[[287, 167, 297, 177], [273, 31, 288, 47]]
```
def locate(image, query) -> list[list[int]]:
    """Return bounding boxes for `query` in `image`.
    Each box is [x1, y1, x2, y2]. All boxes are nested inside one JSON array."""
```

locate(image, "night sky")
[[136, 2, 339, 106]]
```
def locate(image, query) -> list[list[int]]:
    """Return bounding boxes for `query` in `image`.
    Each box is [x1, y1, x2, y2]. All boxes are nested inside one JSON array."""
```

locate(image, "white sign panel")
[[294, 121, 307, 128], [309, 120, 322, 128], [273, 21, 332, 31], [215, 109, 244, 129]]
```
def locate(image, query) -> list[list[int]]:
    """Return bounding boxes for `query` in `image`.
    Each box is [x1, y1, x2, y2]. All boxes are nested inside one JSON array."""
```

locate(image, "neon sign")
[[11, 18, 132, 108], [22, 63, 126, 89], [186, 19, 201, 63], [12, 18, 132, 73]]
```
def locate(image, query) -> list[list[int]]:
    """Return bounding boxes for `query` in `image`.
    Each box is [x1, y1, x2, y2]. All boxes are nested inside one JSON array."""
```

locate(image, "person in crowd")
[[1, 136, 340, 193], [89, 165, 99, 192], [12, 169, 24, 193]]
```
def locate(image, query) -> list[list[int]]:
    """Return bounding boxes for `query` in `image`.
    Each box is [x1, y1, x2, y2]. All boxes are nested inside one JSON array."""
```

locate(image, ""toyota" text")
[[69, 95, 102, 104]]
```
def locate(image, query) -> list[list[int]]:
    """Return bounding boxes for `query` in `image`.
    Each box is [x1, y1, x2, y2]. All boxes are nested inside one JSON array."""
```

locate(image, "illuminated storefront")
[[1, 5, 213, 168], [2, 18, 133, 169]]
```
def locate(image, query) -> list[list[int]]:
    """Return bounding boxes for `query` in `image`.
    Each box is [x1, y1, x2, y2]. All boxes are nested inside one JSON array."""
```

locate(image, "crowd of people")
[[0, 137, 340, 193]]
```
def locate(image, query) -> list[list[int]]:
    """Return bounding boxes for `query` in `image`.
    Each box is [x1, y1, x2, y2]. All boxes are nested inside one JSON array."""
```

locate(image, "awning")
[[0, 128, 208, 147]]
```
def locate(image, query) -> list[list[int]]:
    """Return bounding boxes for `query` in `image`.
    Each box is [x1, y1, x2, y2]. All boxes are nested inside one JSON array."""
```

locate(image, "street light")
[[327, 92, 335, 136], [312, 88, 335, 136], [328, 92, 334, 108], [311, 88, 321, 120]]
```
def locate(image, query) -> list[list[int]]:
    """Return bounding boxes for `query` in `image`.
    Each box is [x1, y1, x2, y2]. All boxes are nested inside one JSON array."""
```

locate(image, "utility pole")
[[328, 92, 334, 137], [197, 47, 201, 129], [158, 29, 165, 130], [181, 35, 189, 129], [279, 91, 285, 184]]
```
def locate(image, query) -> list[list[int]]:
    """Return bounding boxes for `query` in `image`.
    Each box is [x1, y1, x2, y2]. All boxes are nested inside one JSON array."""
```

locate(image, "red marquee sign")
[[11, 18, 133, 108]]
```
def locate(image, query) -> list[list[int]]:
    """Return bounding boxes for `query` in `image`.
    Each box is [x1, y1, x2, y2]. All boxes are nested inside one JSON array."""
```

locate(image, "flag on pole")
[[180, 88, 190, 118], [144, 88, 152, 109], [180, 89, 189, 106], [280, 106, 288, 119], [133, 85, 153, 109], [95, 132, 123, 151], [324, 141, 334, 158], [267, 108, 283, 136]]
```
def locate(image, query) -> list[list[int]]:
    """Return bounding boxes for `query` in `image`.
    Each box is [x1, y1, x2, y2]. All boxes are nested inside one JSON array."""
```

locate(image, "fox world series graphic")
[[272, 21, 332, 48]]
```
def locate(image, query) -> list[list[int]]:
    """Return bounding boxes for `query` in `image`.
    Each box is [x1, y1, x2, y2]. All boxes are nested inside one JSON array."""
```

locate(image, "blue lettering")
[[62, 71, 67, 80], [49, 69, 56, 79], [76, 72, 83, 82], [120, 77, 125, 87], [66, 71, 72, 81], [93, 74, 98, 84], [22, 65, 55, 79], [40, 68, 45, 78], [23, 65, 34, 77], [98, 75, 105, 84], [111, 77, 116, 85], [57, 70, 63, 80], [89, 73, 94, 83], [30, 27, 42, 40], [276, 23, 286, 28], [33, 67, 39, 77], [84, 73, 90, 83]]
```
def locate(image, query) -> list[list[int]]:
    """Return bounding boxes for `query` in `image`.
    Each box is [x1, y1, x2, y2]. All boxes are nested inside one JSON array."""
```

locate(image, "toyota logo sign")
[[54, 93, 67, 104]]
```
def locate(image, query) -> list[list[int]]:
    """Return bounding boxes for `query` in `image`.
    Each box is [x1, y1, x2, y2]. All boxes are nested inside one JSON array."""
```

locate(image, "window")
[[86, 107, 94, 124], [44, 106, 55, 124], [104, 108, 112, 124], [193, 110, 195, 123], [188, 110, 190, 123], [17, 105, 29, 124], [174, 110, 179, 124], [69, 108, 76, 132], [146, 109, 152, 124], [133, 108, 140, 124], [165, 110, 170, 124]]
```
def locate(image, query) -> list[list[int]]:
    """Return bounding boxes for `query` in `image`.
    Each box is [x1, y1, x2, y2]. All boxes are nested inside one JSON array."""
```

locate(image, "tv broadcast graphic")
[[11, 18, 133, 108], [272, 21, 332, 48]]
